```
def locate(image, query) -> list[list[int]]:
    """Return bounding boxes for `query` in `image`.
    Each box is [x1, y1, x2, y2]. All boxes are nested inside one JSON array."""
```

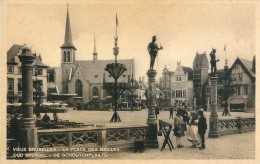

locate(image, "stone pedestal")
[[208, 76, 220, 138], [19, 48, 38, 153], [145, 70, 159, 148]]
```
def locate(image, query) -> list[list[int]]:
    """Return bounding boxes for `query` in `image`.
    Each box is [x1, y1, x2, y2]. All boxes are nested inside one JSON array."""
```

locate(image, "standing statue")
[[148, 36, 163, 70], [209, 48, 219, 76]]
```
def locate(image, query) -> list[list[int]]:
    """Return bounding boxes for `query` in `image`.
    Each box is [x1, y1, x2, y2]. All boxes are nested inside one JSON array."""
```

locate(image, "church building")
[[47, 6, 135, 103]]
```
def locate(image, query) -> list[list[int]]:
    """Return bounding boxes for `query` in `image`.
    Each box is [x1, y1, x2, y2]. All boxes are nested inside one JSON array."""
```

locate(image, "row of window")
[[232, 85, 248, 95], [63, 51, 73, 62], [163, 89, 187, 98], [206, 85, 249, 95], [7, 66, 43, 75], [75, 79, 99, 97], [8, 78, 43, 92], [232, 73, 243, 81]]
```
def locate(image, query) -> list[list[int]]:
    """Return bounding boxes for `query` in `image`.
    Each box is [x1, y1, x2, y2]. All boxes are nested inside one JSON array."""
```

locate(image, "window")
[[7, 66, 14, 74], [67, 51, 70, 62], [63, 51, 67, 62], [75, 80, 83, 97], [239, 73, 243, 81], [18, 67, 22, 74], [92, 87, 98, 97], [18, 79, 22, 91], [172, 90, 175, 98], [244, 85, 248, 95], [176, 75, 181, 81], [122, 75, 126, 78], [48, 73, 55, 82], [8, 78, 14, 91], [109, 75, 112, 78], [232, 74, 237, 81], [35, 69, 43, 75], [235, 86, 241, 95], [95, 75, 98, 78], [183, 90, 186, 98]]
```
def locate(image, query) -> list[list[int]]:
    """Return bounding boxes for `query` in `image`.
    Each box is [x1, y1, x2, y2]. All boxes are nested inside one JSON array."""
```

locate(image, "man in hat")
[[198, 109, 207, 150], [147, 35, 163, 70]]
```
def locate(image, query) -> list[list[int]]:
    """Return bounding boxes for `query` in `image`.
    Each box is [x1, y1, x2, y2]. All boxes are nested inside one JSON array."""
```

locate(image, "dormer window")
[[7, 66, 14, 74]]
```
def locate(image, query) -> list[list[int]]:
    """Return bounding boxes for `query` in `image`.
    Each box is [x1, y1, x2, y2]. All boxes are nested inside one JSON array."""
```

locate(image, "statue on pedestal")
[[148, 36, 163, 70], [209, 48, 219, 76]]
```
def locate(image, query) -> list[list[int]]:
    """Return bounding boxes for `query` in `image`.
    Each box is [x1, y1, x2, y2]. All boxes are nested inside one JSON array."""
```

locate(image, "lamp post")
[[103, 33, 128, 122]]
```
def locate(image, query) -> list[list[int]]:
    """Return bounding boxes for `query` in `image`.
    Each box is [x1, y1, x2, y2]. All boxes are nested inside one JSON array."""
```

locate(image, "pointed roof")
[[228, 57, 255, 80], [60, 5, 76, 50], [93, 35, 97, 54]]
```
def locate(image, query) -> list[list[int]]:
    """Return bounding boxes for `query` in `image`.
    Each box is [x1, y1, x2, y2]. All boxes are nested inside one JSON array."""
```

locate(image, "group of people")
[[172, 107, 207, 150]]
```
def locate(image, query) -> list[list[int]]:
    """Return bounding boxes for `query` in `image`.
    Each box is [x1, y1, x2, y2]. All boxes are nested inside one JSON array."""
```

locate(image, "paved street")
[[52, 109, 255, 159], [108, 132, 255, 159]]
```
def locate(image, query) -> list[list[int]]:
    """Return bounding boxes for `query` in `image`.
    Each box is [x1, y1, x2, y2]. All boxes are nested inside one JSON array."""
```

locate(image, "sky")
[[2, 0, 259, 80]]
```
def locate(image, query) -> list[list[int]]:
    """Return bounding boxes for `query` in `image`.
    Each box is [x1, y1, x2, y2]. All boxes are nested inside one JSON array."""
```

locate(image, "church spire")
[[61, 4, 76, 50], [93, 34, 98, 62]]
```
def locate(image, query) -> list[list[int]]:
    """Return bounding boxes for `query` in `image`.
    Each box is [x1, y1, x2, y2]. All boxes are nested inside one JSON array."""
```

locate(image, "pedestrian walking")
[[173, 109, 185, 148], [169, 106, 174, 119], [198, 109, 207, 150], [186, 111, 201, 147], [181, 102, 189, 131]]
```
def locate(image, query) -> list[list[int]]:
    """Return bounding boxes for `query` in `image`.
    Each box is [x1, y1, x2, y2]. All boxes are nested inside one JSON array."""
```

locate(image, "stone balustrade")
[[37, 125, 148, 150], [218, 117, 255, 136]]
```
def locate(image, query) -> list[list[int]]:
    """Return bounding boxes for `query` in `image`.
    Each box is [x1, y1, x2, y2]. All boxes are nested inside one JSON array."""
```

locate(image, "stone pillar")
[[18, 48, 38, 151], [96, 125, 107, 146], [145, 70, 159, 148], [208, 77, 219, 138]]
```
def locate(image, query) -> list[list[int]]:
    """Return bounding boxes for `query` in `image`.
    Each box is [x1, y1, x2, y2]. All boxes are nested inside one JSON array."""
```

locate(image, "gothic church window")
[[48, 73, 55, 82], [67, 51, 70, 62], [93, 87, 98, 97], [64, 51, 67, 62], [75, 80, 82, 97]]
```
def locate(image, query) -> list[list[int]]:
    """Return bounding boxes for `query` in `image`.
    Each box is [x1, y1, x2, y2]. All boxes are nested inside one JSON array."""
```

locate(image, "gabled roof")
[[77, 59, 133, 83], [35, 56, 49, 68], [69, 63, 89, 83], [181, 66, 193, 80], [7, 44, 49, 68], [7, 44, 23, 64], [228, 57, 255, 80]]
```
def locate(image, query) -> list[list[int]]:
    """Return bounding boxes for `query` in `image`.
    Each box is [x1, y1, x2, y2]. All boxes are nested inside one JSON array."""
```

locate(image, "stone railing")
[[218, 117, 255, 136], [37, 125, 147, 150]]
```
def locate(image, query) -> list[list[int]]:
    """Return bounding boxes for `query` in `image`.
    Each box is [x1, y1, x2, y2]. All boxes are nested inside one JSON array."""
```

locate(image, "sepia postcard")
[[1, 0, 260, 164]]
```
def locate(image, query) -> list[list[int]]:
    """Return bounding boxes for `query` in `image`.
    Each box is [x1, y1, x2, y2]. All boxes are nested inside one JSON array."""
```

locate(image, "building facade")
[[171, 61, 193, 107], [159, 66, 174, 107], [7, 44, 49, 104], [228, 57, 255, 110], [193, 51, 209, 107]]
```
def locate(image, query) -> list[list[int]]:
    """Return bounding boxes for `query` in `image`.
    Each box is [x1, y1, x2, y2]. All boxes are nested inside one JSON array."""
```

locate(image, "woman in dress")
[[174, 109, 185, 148], [187, 111, 201, 148]]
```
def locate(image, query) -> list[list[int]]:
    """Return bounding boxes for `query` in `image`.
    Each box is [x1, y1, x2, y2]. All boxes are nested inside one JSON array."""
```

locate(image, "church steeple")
[[93, 34, 98, 62], [61, 4, 76, 50]]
